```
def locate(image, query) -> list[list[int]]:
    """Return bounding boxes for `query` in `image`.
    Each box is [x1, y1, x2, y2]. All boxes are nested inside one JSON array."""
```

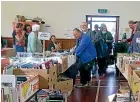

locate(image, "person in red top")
[[15, 23, 25, 52]]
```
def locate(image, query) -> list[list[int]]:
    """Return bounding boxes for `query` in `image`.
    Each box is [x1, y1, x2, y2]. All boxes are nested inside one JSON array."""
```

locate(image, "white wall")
[[1, 1, 140, 39]]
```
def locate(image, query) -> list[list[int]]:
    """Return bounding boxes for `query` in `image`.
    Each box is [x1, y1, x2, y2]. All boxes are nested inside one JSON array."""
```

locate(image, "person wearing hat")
[[130, 21, 140, 53], [93, 24, 99, 34]]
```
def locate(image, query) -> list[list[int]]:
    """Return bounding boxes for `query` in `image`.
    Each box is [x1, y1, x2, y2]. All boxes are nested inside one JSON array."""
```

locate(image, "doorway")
[[86, 15, 120, 42]]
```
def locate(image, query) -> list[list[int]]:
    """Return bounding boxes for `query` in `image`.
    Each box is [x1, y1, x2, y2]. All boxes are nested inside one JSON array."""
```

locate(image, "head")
[[133, 21, 138, 31], [136, 21, 140, 32], [100, 23, 106, 31], [32, 24, 40, 33], [73, 28, 82, 39], [24, 24, 32, 33], [100, 24, 107, 34], [50, 35, 56, 43], [128, 20, 135, 29], [80, 22, 88, 32], [15, 23, 24, 33], [94, 24, 99, 31]]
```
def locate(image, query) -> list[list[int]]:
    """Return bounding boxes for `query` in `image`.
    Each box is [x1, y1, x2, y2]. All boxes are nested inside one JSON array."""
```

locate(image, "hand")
[[121, 39, 127, 42], [106, 40, 113, 42], [57, 43, 61, 49], [51, 47, 57, 52], [106, 40, 109, 42], [24, 47, 27, 52]]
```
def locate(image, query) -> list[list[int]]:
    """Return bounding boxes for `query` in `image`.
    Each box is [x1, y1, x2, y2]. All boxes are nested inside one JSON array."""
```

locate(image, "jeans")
[[92, 63, 97, 75], [15, 45, 24, 52], [97, 57, 106, 75]]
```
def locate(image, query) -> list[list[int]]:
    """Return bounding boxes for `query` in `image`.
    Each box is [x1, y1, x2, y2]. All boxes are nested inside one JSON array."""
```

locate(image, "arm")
[[47, 42, 56, 52], [12, 31, 16, 44], [75, 35, 90, 56], [30, 33, 37, 52], [127, 34, 134, 42], [135, 34, 140, 53], [106, 32, 114, 42], [56, 43, 61, 50]]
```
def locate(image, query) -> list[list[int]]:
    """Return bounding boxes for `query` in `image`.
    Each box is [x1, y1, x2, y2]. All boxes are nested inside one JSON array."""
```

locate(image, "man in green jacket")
[[100, 24, 114, 55]]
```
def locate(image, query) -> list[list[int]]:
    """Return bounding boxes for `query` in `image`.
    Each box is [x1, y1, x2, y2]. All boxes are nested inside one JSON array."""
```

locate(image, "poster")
[[19, 75, 39, 102]]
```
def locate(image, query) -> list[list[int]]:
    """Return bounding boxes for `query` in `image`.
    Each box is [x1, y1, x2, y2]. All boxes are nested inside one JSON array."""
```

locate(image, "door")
[[86, 15, 120, 42]]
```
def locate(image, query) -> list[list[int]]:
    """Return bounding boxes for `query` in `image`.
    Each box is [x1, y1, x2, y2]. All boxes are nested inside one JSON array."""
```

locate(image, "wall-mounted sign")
[[98, 9, 108, 14]]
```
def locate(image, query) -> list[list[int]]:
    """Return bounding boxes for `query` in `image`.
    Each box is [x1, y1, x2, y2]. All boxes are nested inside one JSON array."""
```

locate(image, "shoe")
[[75, 83, 89, 88], [57, 74, 70, 81], [87, 82, 92, 86]]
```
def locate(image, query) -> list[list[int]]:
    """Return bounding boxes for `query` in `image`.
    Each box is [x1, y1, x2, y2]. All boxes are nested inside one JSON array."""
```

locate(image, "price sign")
[[38, 32, 51, 40], [20, 75, 39, 102]]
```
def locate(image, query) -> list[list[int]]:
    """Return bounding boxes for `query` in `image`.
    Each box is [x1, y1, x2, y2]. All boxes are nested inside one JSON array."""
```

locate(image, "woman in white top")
[[27, 24, 42, 53]]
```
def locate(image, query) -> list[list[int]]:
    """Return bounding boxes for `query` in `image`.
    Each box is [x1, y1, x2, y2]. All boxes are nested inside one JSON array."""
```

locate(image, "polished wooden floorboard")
[[67, 65, 126, 102]]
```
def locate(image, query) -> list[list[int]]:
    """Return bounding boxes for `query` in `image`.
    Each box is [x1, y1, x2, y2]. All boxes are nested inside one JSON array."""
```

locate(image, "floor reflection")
[[68, 64, 120, 102]]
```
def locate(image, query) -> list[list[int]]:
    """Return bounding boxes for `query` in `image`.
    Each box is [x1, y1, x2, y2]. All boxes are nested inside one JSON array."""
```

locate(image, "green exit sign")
[[98, 9, 108, 13]]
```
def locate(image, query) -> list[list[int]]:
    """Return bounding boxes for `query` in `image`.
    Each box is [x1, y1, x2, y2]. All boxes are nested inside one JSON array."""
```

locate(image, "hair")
[[81, 22, 88, 25], [16, 23, 23, 28], [32, 24, 40, 32], [136, 21, 140, 31], [100, 23, 107, 30], [50, 35, 56, 40], [73, 28, 82, 33], [24, 24, 32, 32], [128, 20, 134, 24], [134, 21, 138, 24]]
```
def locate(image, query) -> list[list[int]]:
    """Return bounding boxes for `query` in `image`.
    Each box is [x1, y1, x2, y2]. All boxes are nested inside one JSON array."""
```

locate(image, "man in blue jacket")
[[73, 28, 97, 87]]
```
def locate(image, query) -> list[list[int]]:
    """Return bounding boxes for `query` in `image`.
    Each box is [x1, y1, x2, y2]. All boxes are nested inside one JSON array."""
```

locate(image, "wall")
[[1, 1, 140, 39]]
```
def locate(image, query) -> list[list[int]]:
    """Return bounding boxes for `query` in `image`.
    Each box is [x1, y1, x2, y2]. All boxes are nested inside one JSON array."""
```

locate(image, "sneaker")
[[75, 83, 89, 88], [57, 74, 70, 81], [87, 82, 92, 86]]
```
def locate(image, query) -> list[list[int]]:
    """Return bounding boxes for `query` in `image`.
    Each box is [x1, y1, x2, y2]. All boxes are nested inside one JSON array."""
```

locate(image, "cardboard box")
[[13, 65, 57, 89], [56, 56, 68, 75], [54, 79, 73, 93], [1, 58, 10, 74], [46, 56, 68, 75], [1, 48, 16, 57], [131, 70, 140, 102], [119, 82, 129, 94], [18, 75, 39, 102], [127, 64, 140, 86]]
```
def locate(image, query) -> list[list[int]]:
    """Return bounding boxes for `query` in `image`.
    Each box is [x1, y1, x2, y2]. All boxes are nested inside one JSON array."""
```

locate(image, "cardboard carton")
[[131, 70, 140, 102], [54, 79, 73, 93], [13, 65, 57, 89], [1, 48, 16, 57]]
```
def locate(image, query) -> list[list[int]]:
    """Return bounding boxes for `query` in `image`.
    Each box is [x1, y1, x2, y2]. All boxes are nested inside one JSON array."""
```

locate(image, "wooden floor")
[[67, 65, 126, 102]]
